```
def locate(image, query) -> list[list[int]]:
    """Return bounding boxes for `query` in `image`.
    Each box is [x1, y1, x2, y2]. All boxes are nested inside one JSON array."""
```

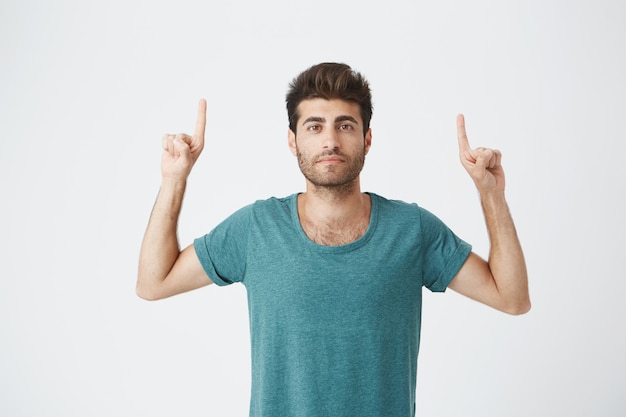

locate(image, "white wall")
[[1, 0, 624, 416]]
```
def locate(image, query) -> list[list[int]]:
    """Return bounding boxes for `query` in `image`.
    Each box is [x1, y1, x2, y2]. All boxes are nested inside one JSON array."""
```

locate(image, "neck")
[[301, 178, 366, 221], [309, 176, 359, 202]]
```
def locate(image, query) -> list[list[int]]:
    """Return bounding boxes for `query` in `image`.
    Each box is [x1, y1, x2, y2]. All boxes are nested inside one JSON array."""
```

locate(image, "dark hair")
[[286, 63, 373, 134]]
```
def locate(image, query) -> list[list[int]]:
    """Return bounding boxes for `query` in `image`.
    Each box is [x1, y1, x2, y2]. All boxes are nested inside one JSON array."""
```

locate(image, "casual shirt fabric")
[[194, 192, 471, 417]]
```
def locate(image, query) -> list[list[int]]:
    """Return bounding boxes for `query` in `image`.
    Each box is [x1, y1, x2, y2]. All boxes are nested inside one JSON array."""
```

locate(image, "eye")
[[338, 124, 353, 131], [307, 124, 321, 132]]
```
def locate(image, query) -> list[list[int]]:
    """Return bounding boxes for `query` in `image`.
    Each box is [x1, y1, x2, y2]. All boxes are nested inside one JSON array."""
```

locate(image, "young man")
[[137, 63, 530, 417]]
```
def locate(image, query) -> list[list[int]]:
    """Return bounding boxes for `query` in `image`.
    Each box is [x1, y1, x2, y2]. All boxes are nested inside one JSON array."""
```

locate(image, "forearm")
[[137, 179, 187, 299], [481, 191, 530, 314]]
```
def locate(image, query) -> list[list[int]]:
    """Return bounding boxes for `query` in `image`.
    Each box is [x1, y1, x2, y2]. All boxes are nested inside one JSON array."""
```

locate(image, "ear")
[[364, 128, 372, 155], [288, 128, 297, 156]]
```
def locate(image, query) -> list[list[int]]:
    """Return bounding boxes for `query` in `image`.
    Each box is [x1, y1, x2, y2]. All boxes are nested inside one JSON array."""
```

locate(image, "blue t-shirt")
[[194, 193, 471, 417]]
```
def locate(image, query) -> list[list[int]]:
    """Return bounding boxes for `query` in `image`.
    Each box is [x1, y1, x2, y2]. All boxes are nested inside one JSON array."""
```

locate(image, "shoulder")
[[229, 194, 298, 230], [223, 194, 296, 219], [370, 192, 424, 220], [369, 193, 451, 232], [249, 194, 297, 218], [251, 194, 296, 210], [375, 194, 412, 206], [197, 195, 296, 246]]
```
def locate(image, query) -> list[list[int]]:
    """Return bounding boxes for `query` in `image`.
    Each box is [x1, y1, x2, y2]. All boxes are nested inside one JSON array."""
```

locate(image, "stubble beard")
[[296, 147, 366, 197]]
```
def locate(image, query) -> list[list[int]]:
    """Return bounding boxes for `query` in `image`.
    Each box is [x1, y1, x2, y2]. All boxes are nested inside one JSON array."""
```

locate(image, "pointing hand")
[[457, 114, 505, 195], [161, 99, 207, 182]]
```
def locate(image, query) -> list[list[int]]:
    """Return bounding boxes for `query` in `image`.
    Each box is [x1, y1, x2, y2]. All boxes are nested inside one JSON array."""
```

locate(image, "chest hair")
[[300, 216, 370, 246]]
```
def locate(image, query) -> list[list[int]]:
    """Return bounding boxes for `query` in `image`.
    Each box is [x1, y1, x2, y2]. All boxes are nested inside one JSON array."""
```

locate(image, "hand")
[[161, 99, 207, 182], [457, 114, 505, 195]]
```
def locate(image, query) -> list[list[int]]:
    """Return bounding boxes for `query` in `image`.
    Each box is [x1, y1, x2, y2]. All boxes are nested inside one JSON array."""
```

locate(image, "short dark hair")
[[286, 63, 373, 134]]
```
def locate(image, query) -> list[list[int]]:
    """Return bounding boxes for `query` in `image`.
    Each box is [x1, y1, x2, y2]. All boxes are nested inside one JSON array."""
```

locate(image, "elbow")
[[503, 299, 531, 316], [135, 279, 161, 301], [136, 286, 154, 301], [136, 290, 154, 301]]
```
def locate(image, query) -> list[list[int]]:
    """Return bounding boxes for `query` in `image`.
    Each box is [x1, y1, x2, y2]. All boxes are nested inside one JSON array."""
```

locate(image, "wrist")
[[157, 177, 188, 207], [160, 176, 187, 191], [479, 189, 508, 211]]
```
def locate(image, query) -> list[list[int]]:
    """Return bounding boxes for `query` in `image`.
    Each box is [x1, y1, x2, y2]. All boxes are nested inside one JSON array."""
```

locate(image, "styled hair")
[[286, 63, 373, 134]]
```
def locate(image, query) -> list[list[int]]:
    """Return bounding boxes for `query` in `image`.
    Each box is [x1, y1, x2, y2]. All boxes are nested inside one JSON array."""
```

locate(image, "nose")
[[322, 128, 340, 150]]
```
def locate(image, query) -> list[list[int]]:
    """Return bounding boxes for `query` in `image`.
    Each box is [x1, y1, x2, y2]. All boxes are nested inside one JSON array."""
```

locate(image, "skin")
[[137, 98, 530, 316], [136, 99, 210, 300], [447, 114, 530, 314], [288, 99, 373, 246]]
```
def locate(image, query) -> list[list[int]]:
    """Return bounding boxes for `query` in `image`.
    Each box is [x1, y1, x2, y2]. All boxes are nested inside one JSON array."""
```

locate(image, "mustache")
[[317, 150, 346, 159]]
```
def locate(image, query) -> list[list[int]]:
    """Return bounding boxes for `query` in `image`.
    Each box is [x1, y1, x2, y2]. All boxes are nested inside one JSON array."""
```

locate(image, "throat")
[[298, 193, 372, 246]]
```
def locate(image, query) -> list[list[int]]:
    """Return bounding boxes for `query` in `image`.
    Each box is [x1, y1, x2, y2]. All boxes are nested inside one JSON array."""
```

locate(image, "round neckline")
[[290, 192, 379, 253]]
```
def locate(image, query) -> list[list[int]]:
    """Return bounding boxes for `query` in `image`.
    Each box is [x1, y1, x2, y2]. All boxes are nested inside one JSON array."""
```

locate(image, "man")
[[137, 63, 530, 417]]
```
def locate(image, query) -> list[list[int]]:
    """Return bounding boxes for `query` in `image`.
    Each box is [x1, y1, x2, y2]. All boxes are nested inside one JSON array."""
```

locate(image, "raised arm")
[[448, 114, 530, 315], [136, 99, 212, 300]]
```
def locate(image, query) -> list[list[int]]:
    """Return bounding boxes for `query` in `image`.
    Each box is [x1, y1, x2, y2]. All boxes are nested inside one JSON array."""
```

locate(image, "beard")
[[296, 147, 366, 191]]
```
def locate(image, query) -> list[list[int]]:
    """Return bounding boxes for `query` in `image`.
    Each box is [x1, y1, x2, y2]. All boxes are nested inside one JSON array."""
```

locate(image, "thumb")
[[173, 137, 192, 165], [474, 148, 493, 170]]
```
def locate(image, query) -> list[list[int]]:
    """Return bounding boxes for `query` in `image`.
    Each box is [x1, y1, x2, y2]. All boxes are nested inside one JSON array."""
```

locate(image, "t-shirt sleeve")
[[193, 205, 251, 286], [419, 207, 472, 292]]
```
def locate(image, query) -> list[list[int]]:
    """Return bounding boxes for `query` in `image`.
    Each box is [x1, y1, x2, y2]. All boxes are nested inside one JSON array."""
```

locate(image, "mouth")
[[316, 155, 345, 164]]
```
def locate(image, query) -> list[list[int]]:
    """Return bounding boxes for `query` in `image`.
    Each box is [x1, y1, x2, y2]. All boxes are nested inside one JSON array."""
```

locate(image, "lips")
[[316, 154, 345, 163]]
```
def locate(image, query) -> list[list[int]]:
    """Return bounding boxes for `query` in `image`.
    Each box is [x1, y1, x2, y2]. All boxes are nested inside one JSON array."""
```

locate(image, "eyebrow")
[[335, 115, 359, 125], [301, 115, 360, 125], [302, 116, 325, 125]]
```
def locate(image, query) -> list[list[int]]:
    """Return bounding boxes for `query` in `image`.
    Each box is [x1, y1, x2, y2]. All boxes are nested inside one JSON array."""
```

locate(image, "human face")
[[288, 98, 372, 189]]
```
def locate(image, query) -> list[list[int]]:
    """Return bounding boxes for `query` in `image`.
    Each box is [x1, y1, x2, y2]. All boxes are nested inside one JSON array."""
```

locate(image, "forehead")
[[296, 98, 362, 124]]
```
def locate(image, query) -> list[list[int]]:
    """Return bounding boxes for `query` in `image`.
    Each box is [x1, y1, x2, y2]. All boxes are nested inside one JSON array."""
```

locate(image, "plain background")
[[1, 0, 624, 416]]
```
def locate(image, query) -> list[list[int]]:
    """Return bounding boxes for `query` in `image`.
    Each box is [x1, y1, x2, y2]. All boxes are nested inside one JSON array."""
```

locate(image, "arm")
[[447, 114, 530, 315], [136, 99, 212, 300]]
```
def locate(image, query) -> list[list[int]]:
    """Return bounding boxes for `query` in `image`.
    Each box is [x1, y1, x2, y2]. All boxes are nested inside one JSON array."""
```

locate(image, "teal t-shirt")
[[194, 193, 471, 417]]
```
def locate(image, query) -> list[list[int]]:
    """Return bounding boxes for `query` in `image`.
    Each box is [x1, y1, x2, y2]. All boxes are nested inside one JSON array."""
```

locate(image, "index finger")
[[194, 98, 207, 138], [456, 113, 470, 153]]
